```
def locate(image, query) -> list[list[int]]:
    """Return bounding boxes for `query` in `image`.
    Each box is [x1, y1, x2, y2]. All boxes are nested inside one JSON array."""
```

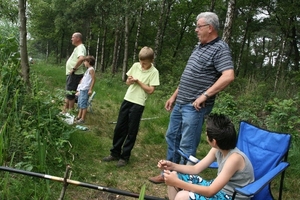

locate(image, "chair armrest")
[[177, 149, 198, 164], [177, 149, 218, 168], [234, 162, 289, 196]]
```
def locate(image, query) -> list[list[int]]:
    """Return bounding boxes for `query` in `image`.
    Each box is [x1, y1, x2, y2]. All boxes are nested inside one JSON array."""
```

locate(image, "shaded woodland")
[[1, 0, 299, 90]]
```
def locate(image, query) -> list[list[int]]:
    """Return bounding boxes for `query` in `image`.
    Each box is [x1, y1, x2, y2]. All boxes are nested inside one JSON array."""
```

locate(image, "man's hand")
[[70, 68, 77, 75], [165, 97, 175, 111], [192, 95, 207, 111]]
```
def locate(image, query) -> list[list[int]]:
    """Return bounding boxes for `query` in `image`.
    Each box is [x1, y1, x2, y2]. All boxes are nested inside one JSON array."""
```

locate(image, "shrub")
[[0, 41, 74, 199]]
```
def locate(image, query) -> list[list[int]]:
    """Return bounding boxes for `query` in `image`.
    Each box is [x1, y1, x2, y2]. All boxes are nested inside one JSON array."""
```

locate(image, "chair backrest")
[[236, 121, 291, 200]]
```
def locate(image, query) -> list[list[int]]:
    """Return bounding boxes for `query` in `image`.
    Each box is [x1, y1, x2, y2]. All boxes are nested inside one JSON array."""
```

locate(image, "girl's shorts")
[[177, 173, 232, 200], [78, 90, 89, 109]]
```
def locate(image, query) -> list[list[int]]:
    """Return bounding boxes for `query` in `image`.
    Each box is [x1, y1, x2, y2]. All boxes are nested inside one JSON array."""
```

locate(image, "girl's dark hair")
[[85, 55, 95, 66], [206, 113, 236, 150]]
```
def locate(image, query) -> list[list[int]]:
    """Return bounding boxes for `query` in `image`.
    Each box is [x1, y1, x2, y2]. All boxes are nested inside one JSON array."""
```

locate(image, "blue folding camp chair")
[[178, 121, 291, 200]]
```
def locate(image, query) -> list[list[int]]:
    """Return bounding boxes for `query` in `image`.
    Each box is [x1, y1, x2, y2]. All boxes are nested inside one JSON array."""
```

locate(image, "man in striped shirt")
[[149, 11, 235, 184]]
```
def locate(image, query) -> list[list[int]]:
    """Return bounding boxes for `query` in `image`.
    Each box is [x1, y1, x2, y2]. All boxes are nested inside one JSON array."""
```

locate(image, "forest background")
[[0, 0, 300, 199]]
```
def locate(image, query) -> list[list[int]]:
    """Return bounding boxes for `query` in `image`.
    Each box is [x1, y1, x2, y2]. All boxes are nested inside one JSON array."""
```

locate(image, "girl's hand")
[[157, 160, 172, 170], [163, 170, 178, 186]]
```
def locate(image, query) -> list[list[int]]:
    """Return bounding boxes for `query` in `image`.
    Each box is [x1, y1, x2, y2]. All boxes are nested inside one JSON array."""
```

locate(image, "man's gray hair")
[[74, 32, 83, 41], [196, 12, 219, 31]]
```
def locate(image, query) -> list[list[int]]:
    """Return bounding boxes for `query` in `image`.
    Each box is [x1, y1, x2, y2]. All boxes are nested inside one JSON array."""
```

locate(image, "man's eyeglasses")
[[196, 24, 210, 29]]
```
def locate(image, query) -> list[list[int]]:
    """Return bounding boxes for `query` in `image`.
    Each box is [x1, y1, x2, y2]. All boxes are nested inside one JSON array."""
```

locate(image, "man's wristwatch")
[[203, 92, 210, 98], [72, 67, 77, 71]]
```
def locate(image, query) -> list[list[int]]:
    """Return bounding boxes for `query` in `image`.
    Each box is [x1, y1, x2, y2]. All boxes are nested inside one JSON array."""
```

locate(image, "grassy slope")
[[31, 63, 299, 199], [31, 63, 175, 199]]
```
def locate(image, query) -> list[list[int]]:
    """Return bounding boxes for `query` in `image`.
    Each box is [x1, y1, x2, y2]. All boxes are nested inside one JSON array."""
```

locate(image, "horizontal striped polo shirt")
[[176, 37, 234, 106]]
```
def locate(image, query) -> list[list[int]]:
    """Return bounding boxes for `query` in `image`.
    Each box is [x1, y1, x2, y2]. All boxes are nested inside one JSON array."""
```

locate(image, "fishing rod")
[[0, 166, 164, 200]]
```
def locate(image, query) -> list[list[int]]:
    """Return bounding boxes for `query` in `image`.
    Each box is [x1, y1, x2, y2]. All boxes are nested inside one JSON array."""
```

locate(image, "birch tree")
[[122, 12, 129, 81], [222, 0, 236, 44], [132, 6, 144, 62]]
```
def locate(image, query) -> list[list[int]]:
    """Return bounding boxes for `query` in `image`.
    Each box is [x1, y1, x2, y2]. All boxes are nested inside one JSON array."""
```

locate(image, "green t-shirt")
[[66, 44, 86, 75], [124, 62, 160, 106]]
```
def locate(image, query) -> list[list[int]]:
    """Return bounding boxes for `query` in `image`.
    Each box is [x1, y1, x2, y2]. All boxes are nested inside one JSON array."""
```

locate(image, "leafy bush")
[[264, 98, 300, 135], [0, 36, 75, 199]]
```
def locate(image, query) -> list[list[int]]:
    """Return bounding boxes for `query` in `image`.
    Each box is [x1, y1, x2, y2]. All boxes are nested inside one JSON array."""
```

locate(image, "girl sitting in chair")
[[156, 114, 254, 200]]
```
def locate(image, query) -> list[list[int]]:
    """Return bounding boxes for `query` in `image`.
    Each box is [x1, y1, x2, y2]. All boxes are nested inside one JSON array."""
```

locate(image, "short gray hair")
[[74, 32, 83, 41], [196, 12, 219, 31]]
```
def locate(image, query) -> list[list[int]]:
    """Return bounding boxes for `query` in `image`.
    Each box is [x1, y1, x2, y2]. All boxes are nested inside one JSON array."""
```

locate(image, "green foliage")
[[139, 184, 146, 200], [212, 92, 238, 118], [0, 1, 18, 23], [0, 30, 19, 67], [1, 0, 300, 197], [264, 98, 300, 134], [212, 76, 300, 134], [0, 60, 74, 199], [0, 63, 298, 199]]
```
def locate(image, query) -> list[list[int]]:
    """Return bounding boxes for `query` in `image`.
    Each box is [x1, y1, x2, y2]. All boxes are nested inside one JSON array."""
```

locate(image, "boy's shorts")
[[77, 90, 89, 109], [177, 173, 232, 200]]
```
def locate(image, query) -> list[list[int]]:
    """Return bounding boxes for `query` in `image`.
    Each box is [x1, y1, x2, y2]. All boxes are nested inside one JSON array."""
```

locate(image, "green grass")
[[27, 62, 300, 199], [30, 63, 171, 199]]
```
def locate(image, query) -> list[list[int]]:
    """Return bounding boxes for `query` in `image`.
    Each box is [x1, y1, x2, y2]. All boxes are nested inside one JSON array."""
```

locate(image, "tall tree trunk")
[[116, 37, 121, 71], [290, 18, 299, 71], [274, 39, 286, 92], [95, 32, 100, 71], [173, 11, 193, 58], [111, 30, 119, 74], [154, 0, 166, 64], [154, 0, 174, 64], [56, 41, 59, 64], [87, 26, 92, 55], [222, 0, 236, 44], [133, 6, 144, 62], [46, 41, 49, 62], [210, 0, 216, 12], [122, 14, 129, 81], [235, 17, 251, 77], [59, 31, 64, 64], [242, 36, 250, 78], [100, 27, 107, 73], [260, 36, 266, 70], [18, 0, 30, 88], [160, 0, 173, 55]]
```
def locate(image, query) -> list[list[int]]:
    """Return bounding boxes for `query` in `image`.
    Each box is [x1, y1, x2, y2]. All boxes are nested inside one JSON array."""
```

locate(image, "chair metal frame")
[[178, 121, 291, 200], [88, 91, 96, 113]]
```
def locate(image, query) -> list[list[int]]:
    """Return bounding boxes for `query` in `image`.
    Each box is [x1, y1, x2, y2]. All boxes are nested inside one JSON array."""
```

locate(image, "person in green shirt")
[[63, 32, 86, 113], [102, 46, 160, 167]]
